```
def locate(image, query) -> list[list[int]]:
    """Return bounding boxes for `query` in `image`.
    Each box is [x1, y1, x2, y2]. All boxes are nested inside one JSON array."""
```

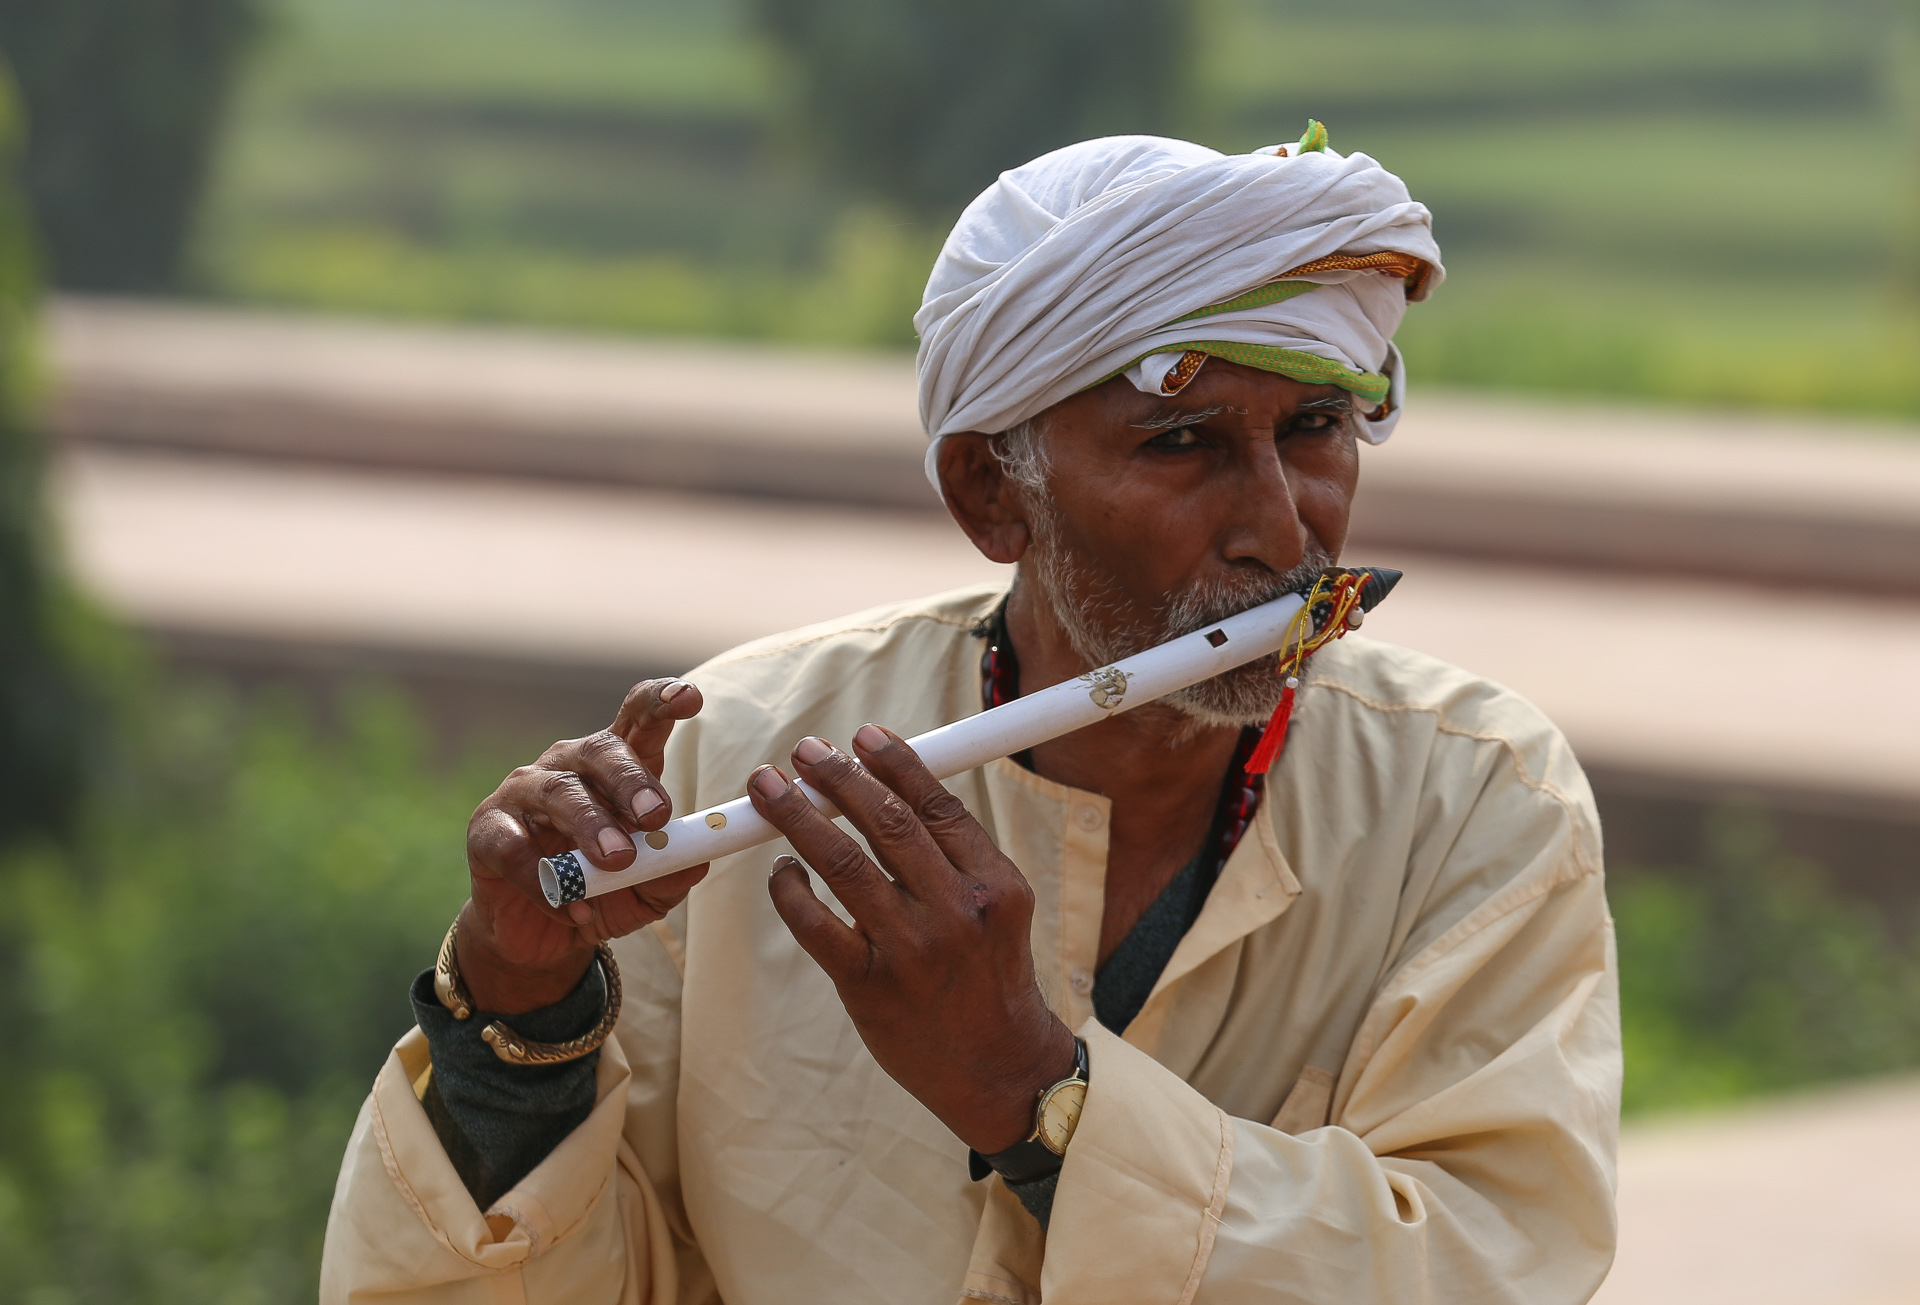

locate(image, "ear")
[[937, 433, 1031, 566]]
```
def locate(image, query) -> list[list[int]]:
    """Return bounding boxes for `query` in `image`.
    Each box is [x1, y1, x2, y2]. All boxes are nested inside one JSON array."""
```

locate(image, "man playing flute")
[[324, 129, 1619, 1304]]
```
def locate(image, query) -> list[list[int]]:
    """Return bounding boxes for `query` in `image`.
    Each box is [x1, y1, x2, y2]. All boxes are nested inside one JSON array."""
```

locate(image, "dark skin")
[[456, 360, 1359, 1154]]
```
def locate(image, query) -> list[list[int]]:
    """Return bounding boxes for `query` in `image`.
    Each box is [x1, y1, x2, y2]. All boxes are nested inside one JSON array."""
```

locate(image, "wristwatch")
[[968, 1037, 1090, 1184]]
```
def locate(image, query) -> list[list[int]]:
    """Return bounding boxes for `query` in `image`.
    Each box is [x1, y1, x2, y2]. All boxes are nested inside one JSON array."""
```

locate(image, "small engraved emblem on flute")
[[1079, 666, 1133, 710]]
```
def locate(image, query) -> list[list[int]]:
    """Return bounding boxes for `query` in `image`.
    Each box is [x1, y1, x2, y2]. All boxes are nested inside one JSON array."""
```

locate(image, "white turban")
[[915, 130, 1443, 480]]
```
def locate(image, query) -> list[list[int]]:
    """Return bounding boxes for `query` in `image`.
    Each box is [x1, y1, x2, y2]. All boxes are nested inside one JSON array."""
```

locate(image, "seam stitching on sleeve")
[[485, 1201, 544, 1259], [1343, 863, 1588, 1076], [1175, 1106, 1235, 1305], [492, 1166, 616, 1258], [1395, 856, 1587, 987], [368, 1068, 487, 1267]]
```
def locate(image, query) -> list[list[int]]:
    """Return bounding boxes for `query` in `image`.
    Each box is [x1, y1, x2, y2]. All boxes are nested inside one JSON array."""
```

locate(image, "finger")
[[632, 863, 710, 915], [610, 678, 703, 777], [542, 730, 672, 830], [560, 858, 708, 942], [569, 899, 632, 947], [469, 804, 548, 888], [568, 862, 710, 941], [498, 765, 634, 870], [850, 724, 1010, 888], [790, 735, 964, 904], [468, 804, 588, 921], [767, 854, 869, 980], [746, 764, 901, 926]]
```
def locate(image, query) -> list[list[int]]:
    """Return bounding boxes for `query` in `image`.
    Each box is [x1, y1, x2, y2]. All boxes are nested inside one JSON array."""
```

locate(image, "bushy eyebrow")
[[1131, 404, 1229, 431], [1131, 394, 1352, 433]]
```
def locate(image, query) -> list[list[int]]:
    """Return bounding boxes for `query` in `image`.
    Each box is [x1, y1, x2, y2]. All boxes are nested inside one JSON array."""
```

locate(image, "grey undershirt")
[[410, 960, 607, 1209], [416, 855, 1213, 1224], [1092, 847, 1214, 1035]]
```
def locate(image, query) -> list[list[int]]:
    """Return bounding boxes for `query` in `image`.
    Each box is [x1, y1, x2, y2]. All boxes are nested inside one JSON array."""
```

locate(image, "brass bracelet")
[[434, 920, 622, 1066]]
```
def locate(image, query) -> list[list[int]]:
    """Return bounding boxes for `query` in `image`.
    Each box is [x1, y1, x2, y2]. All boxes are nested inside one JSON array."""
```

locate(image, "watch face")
[[1037, 1080, 1087, 1155]]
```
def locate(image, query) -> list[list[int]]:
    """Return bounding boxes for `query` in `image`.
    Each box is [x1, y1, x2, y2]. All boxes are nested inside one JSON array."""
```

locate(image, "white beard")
[[1023, 497, 1333, 728]]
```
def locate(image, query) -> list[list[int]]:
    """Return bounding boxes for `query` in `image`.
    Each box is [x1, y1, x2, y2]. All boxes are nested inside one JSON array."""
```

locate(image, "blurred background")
[[0, 0, 1918, 1301]]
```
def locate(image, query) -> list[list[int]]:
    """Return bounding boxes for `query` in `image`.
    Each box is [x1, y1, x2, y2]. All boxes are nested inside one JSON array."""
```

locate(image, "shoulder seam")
[[1340, 850, 1599, 1077], [696, 606, 987, 675], [1396, 851, 1592, 989], [1311, 676, 1599, 878]]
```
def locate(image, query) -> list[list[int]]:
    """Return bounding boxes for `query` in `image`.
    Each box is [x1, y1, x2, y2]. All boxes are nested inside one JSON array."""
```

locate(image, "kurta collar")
[[1122, 787, 1301, 1060], [976, 747, 1301, 1062]]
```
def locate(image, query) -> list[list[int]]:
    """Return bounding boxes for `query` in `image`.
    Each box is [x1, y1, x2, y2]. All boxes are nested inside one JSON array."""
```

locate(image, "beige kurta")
[[322, 584, 1620, 1305]]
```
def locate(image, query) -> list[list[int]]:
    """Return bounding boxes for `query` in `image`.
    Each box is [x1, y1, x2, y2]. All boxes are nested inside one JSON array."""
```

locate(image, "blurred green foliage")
[[748, 0, 1187, 212], [1613, 806, 1920, 1114], [221, 204, 942, 349], [187, 0, 1920, 417], [0, 0, 260, 290], [0, 681, 479, 1304], [0, 66, 89, 847]]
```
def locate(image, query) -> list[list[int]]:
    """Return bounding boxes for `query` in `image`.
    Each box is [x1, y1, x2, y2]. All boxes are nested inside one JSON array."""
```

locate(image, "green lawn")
[[194, 0, 1920, 415]]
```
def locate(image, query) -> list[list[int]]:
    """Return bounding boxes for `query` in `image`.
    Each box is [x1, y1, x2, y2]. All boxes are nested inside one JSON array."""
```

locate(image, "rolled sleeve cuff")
[[341, 1024, 634, 1272], [1044, 1020, 1235, 1302]]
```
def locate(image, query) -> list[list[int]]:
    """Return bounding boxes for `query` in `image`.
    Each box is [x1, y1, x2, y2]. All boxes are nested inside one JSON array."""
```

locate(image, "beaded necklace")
[[978, 601, 1267, 889]]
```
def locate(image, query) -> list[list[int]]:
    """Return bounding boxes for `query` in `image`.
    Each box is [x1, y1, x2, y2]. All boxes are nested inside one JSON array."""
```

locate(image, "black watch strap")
[[968, 1037, 1090, 1185]]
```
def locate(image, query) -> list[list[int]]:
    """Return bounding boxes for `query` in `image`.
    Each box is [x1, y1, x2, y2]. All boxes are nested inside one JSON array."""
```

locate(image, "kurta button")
[[1069, 967, 1093, 994], [1074, 805, 1104, 831]]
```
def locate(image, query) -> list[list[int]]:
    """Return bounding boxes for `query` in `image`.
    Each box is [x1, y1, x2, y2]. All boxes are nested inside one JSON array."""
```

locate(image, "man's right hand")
[[458, 677, 711, 1015]]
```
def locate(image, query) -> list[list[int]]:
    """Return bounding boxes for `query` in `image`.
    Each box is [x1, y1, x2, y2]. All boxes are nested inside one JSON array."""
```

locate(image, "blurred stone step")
[[48, 296, 943, 510], [57, 447, 1920, 812], [1355, 395, 1920, 599], [1597, 1077, 1920, 1305], [48, 296, 1920, 594], [55, 448, 1004, 676]]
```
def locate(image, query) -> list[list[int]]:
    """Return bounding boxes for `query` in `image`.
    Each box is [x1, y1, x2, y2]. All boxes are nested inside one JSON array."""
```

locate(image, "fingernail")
[[659, 679, 690, 702], [568, 902, 592, 925], [770, 854, 798, 877], [854, 724, 887, 752], [632, 788, 664, 821], [597, 826, 629, 859], [794, 736, 832, 765], [752, 765, 789, 799]]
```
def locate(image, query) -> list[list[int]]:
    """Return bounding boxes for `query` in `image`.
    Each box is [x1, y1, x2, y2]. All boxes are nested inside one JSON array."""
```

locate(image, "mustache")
[[1160, 547, 1334, 640]]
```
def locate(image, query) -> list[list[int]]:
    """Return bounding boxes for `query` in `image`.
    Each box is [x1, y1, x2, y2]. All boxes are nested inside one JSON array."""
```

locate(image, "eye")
[[1290, 410, 1345, 434], [1144, 425, 1205, 448]]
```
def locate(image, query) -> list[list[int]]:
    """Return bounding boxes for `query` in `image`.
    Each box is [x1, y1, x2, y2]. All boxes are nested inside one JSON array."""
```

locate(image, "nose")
[[1220, 437, 1311, 574]]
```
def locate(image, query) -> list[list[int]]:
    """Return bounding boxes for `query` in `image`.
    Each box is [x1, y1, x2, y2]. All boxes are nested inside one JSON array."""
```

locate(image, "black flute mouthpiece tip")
[[1318, 565, 1402, 612]]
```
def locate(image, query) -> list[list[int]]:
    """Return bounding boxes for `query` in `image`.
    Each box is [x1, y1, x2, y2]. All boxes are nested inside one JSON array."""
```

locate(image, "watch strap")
[[969, 1037, 1089, 1184]]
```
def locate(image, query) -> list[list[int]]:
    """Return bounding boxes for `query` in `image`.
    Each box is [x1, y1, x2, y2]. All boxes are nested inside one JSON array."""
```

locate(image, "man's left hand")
[[747, 725, 1076, 1156]]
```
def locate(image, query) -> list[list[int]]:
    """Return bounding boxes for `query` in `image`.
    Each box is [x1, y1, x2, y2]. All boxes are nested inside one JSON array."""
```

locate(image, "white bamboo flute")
[[538, 569, 1397, 907]]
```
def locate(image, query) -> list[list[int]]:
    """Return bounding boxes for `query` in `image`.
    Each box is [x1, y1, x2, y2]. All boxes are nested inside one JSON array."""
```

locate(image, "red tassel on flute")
[[1244, 676, 1299, 775]]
